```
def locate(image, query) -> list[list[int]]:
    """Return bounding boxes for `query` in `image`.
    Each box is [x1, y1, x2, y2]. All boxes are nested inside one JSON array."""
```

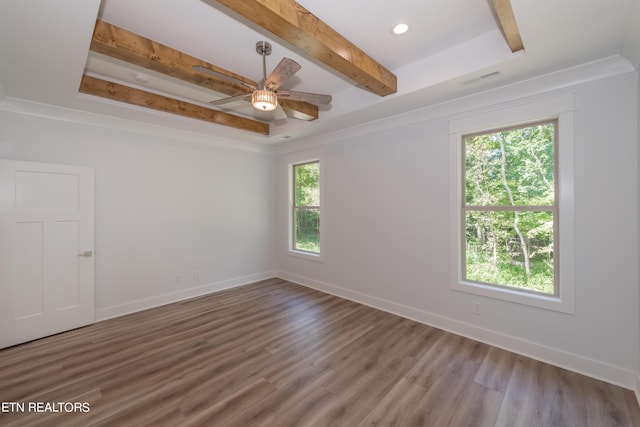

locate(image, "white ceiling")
[[0, 0, 639, 146]]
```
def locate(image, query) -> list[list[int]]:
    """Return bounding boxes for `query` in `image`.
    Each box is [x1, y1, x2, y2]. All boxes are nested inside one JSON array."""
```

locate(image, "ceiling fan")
[[193, 41, 331, 120]]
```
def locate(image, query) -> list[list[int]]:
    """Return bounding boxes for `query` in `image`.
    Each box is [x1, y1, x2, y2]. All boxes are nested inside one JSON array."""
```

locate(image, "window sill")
[[287, 250, 323, 262], [452, 280, 574, 314]]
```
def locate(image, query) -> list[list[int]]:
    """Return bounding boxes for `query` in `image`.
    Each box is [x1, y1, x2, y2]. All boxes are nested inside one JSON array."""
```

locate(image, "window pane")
[[295, 207, 320, 253], [293, 161, 320, 255], [295, 162, 320, 207], [465, 210, 555, 294], [465, 123, 554, 206]]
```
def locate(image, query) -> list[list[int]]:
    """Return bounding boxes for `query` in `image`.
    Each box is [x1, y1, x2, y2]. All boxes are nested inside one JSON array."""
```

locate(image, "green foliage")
[[465, 123, 554, 206], [295, 162, 319, 206], [295, 208, 320, 252], [465, 241, 554, 294], [465, 211, 554, 294], [464, 122, 555, 294], [294, 162, 320, 253]]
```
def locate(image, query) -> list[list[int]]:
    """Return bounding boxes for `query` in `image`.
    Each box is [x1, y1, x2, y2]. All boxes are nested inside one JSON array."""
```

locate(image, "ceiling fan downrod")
[[252, 41, 277, 111], [256, 41, 272, 89]]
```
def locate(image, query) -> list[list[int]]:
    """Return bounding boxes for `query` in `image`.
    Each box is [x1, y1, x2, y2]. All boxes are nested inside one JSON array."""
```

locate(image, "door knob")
[[78, 251, 93, 257]]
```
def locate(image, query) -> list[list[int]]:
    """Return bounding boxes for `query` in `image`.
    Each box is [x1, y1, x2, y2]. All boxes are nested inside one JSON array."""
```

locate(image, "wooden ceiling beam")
[[280, 99, 317, 121], [79, 75, 270, 135], [491, 0, 524, 53], [212, 0, 397, 96], [91, 19, 253, 97], [89, 19, 317, 120]]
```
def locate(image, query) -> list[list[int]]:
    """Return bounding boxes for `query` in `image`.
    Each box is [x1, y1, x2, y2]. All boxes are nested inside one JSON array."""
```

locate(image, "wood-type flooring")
[[1, 278, 639, 426]]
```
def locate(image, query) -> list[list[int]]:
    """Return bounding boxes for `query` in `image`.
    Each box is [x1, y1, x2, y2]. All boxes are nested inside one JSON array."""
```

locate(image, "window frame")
[[449, 95, 575, 314], [289, 159, 323, 260], [461, 119, 559, 297]]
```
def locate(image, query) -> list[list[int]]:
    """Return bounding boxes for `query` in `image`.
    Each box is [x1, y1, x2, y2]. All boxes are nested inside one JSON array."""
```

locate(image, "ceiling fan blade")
[[277, 90, 332, 105], [192, 65, 256, 90], [265, 58, 301, 91], [273, 104, 288, 120], [209, 93, 251, 105]]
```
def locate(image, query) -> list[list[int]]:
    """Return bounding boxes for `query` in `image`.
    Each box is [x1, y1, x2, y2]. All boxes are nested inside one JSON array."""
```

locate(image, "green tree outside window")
[[293, 161, 320, 253], [463, 121, 557, 294]]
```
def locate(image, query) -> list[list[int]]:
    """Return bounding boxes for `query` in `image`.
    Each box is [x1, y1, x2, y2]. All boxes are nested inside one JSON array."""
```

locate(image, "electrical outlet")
[[193, 271, 200, 281], [472, 302, 481, 315], [176, 274, 182, 284]]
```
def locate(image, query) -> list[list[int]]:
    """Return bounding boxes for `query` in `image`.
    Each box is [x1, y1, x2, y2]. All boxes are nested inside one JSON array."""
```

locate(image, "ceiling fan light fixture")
[[252, 89, 277, 111]]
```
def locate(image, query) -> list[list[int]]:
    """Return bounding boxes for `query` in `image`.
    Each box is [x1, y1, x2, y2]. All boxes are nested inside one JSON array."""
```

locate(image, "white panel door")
[[0, 160, 94, 348]]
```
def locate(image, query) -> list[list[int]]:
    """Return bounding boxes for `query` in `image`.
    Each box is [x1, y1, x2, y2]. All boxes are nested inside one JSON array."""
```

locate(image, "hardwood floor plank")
[[0, 363, 64, 401], [474, 346, 518, 393], [406, 332, 485, 389], [1, 278, 638, 427], [355, 378, 427, 427], [494, 355, 547, 426], [178, 378, 277, 427], [322, 319, 415, 394], [252, 381, 336, 427], [263, 321, 375, 389], [311, 355, 416, 426], [447, 382, 503, 427], [623, 388, 640, 426], [219, 362, 336, 427], [264, 299, 364, 355], [178, 350, 279, 415], [539, 363, 588, 426], [582, 374, 636, 427], [404, 355, 485, 426]]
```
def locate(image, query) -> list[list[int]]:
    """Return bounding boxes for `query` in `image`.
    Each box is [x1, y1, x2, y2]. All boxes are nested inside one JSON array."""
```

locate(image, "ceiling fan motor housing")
[[256, 41, 272, 56]]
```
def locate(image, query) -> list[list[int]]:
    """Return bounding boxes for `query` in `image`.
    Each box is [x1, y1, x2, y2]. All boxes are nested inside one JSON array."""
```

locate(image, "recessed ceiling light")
[[392, 22, 410, 35]]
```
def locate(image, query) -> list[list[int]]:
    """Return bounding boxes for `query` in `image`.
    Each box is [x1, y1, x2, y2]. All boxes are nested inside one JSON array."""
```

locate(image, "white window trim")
[[288, 156, 324, 262], [449, 95, 575, 314]]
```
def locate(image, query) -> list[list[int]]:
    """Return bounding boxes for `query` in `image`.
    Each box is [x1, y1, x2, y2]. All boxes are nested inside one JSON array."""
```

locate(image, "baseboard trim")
[[277, 270, 638, 392], [96, 271, 276, 321]]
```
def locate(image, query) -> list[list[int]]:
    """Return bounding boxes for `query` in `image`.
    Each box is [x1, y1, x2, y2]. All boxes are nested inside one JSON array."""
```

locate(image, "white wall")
[[621, 0, 640, 70], [637, 67, 640, 397], [276, 70, 639, 389], [0, 109, 276, 319]]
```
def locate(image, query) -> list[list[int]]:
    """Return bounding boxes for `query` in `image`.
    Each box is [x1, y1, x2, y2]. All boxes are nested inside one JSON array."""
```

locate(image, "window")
[[449, 94, 575, 313], [463, 120, 557, 296], [292, 161, 320, 254]]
